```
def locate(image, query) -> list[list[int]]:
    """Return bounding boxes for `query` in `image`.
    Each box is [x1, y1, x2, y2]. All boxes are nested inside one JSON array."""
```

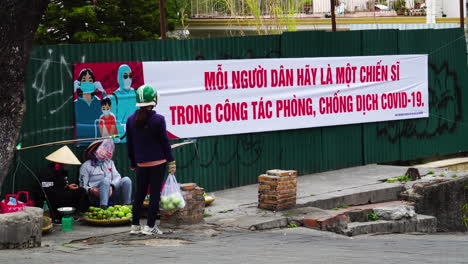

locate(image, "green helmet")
[[135, 84, 158, 107]]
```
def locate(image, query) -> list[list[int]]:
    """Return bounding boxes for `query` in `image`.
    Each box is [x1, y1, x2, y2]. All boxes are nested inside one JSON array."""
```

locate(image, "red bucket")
[[0, 194, 25, 214]]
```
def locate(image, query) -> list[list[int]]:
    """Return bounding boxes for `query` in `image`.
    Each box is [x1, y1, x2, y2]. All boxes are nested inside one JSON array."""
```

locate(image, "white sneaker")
[[141, 225, 163, 235], [129, 225, 141, 235]]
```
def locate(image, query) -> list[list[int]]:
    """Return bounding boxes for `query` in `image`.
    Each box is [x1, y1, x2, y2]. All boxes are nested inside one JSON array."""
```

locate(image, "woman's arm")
[[126, 119, 137, 168], [158, 116, 174, 162], [79, 164, 91, 193]]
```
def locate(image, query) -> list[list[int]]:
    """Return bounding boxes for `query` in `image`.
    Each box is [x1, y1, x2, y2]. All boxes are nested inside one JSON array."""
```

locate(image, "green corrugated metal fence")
[[2, 28, 467, 196]]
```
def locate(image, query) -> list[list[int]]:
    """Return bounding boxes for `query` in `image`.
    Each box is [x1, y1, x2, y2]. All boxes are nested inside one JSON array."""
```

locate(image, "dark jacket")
[[126, 110, 174, 167], [39, 163, 69, 194]]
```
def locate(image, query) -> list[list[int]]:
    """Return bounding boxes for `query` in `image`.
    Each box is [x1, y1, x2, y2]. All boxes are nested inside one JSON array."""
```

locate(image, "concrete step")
[[299, 201, 410, 232], [296, 183, 406, 210], [341, 215, 437, 237]]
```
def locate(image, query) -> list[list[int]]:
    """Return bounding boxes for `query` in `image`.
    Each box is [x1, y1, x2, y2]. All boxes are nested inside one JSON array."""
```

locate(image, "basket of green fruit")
[[82, 205, 132, 226]]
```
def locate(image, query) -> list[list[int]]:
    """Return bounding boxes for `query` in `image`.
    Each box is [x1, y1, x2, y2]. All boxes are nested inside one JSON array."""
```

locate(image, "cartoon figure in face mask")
[[74, 68, 103, 141], [109, 64, 137, 140], [98, 97, 117, 136]]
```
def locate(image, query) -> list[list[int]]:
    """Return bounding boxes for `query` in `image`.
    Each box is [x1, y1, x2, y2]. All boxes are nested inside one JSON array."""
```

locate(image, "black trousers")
[[132, 163, 166, 227]]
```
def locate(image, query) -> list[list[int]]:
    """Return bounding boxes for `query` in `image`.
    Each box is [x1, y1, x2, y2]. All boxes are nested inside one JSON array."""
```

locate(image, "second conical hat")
[[45, 146, 81, 165]]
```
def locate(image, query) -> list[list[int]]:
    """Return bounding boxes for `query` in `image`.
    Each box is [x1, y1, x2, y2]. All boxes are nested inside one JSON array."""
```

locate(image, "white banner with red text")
[[142, 55, 428, 139]]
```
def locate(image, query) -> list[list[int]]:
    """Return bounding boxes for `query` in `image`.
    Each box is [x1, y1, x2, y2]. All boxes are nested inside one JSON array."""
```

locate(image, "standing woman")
[[126, 85, 176, 235]]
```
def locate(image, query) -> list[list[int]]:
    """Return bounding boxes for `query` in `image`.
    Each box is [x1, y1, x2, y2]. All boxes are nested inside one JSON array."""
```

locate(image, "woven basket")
[[82, 216, 131, 226]]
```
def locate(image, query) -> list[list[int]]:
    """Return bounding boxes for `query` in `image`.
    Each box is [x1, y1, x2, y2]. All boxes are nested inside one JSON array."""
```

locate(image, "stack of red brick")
[[258, 169, 297, 211], [160, 183, 205, 225]]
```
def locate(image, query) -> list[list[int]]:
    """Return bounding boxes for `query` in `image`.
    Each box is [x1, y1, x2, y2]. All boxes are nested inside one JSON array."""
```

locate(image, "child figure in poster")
[[98, 97, 117, 137]]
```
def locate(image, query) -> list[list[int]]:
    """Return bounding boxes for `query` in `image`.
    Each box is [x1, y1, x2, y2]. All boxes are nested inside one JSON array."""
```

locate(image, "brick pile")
[[160, 183, 205, 225], [258, 169, 297, 211]]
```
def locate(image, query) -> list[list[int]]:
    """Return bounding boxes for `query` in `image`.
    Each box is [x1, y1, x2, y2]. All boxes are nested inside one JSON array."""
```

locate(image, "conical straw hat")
[[45, 146, 81, 165]]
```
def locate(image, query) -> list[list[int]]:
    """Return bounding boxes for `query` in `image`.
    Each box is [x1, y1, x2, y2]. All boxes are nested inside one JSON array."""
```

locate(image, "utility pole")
[[460, 0, 465, 29], [330, 0, 336, 32], [159, 0, 167, 39]]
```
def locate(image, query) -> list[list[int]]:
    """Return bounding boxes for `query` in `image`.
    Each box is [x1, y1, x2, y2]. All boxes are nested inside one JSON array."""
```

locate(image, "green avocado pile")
[[84, 205, 132, 220]]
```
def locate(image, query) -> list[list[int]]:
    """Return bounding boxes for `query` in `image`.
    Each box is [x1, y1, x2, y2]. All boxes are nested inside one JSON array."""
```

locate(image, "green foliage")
[[61, 243, 75, 248], [223, 0, 302, 35], [451, 174, 458, 178], [438, 174, 445, 177], [331, 204, 349, 210], [71, 31, 98, 43], [386, 175, 411, 183], [394, 0, 406, 9], [397, 175, 411, 181], [287, 223, 298, 228], [166, 0, 191, 31], [203, 213, 213, 217], [394, 0, 407, 15], [427, 171, 435, 175], [462, 204, 468, 229], [245, 0, 264, 34], [368, 213, 379, 221], [35, 0, 190, 44]]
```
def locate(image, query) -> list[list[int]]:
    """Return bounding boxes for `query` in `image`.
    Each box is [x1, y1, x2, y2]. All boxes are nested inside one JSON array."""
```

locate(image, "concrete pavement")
[[40, 163, 463, 245], [204, 164, 441, 214], [203, 164, 451, 230], [4, 227, 468, 264]]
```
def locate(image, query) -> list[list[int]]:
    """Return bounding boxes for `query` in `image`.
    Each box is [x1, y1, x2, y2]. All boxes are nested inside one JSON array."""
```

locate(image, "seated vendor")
[[79, 140, 132, 208], [37, 146, 90, 220]]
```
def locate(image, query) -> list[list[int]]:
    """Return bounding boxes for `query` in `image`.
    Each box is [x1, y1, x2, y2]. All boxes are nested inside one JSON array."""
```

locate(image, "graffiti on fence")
[[177, 136, 265, 169], [25, 49, 79, 141], [376, 61, 462, 143], [31, 49, 75, 115]]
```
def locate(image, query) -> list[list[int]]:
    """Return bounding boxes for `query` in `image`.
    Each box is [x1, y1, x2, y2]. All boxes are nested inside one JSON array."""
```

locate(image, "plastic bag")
[[159, 174, 185, 210], [95, 139, 115, 160]]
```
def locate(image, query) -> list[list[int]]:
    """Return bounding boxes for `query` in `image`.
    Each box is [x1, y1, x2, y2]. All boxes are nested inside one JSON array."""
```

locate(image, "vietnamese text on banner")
[[73, 55, 428, 140]]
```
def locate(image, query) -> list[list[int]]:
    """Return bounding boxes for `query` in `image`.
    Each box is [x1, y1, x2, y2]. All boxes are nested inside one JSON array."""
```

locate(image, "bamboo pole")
[[17, 136, 196, 151], [16, 136, 114, 151]]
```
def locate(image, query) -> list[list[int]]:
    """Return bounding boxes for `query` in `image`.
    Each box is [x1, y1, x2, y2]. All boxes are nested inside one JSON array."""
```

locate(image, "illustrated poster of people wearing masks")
[[73, 62, 144, 145]]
